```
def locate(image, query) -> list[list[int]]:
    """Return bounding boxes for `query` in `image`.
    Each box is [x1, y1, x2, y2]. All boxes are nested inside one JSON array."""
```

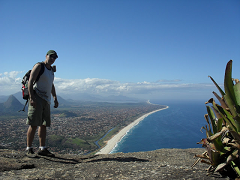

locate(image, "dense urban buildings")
[[0, 102, 166, 154]]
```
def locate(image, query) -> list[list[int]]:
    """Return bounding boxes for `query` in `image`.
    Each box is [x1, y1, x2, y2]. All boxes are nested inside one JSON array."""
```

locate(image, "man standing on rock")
[[25, 50, 59, 157]]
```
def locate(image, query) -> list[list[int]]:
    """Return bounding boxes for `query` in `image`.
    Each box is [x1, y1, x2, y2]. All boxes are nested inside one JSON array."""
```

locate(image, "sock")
[[39, 146, 46, 150], [26, 147, 32, 150]]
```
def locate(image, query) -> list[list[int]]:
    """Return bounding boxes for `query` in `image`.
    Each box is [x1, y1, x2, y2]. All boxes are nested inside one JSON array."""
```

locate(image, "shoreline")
[[96, 106, 169, 154]]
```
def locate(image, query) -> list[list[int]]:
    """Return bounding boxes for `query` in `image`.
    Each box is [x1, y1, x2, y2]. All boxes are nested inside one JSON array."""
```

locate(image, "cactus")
[[192, 60, 240, 179]]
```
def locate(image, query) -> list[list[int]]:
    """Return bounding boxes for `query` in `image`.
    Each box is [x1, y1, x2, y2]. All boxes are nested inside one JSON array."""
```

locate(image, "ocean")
[[110, 100, 208, 153]]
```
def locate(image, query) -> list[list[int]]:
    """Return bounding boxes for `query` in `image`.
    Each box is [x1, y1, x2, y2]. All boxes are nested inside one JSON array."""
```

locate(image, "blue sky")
[[0, 0, 239, 101]]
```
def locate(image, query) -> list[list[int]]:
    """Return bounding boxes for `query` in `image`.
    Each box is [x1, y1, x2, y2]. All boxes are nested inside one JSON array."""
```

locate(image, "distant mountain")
[[0, 95, 24, 113], [0, 93, 73, 115], [13, 91, 25, 105], [51, 95, 72, 107], [0, 95, 9, 103], [12, 91, 71, 107], [103, 95, 140, 102], [4, 91, 142, 107], [57, 96, 70, 104], [62, 93, 103, 102], [61, 93, 141, 103]]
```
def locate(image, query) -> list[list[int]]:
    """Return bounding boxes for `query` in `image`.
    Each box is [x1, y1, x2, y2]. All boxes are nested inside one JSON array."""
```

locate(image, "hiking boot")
[[26, 148, 37, 158], [37, 148, 55, 157]]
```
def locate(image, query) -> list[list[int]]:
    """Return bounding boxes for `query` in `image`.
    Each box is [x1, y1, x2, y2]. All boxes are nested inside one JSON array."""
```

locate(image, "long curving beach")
[[96, 106, 169, 154]]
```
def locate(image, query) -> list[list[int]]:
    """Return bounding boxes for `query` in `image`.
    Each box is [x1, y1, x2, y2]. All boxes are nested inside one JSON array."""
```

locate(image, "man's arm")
[[52, 83, 58, 108], [28, 63, 42, 108]]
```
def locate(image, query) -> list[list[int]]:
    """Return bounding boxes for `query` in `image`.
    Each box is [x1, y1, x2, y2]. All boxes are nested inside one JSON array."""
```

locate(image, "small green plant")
[[192, 60, 240, 179]]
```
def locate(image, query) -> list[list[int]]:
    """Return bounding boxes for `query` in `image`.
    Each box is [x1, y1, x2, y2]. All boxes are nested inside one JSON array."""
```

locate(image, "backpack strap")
[[35, 62, 45, 82], [18, 99, 28, 112]]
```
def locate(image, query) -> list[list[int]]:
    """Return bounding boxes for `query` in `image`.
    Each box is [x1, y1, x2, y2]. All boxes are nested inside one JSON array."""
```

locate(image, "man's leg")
[[26, 125, 37, 157], [27, 125, 37, 147], [38, 125, 46, 147], [37, 125, 55, 157], [37, 99, 54, 157]]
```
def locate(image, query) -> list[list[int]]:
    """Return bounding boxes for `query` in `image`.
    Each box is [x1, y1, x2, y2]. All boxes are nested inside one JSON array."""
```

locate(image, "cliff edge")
[[0, 148, 229, 180]]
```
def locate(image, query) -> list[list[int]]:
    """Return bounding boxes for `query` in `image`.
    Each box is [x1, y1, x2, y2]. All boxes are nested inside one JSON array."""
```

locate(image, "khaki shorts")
[[26, 93, 51, 127]]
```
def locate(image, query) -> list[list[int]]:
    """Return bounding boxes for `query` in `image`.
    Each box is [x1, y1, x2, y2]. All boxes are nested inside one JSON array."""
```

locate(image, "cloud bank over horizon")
[[0, 71, 218, 101]]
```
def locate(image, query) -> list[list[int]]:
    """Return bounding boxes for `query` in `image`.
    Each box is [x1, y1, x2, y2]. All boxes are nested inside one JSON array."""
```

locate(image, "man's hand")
[[29, 98, 36, 108], [54, 99, 59, 108]]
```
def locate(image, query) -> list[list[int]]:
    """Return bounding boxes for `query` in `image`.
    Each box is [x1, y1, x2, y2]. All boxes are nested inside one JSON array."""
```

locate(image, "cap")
[[46, 50, 58, 58]]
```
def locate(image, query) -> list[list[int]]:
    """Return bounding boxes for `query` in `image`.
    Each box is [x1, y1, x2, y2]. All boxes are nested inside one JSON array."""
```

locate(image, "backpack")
[[19, 62, 45, 112]]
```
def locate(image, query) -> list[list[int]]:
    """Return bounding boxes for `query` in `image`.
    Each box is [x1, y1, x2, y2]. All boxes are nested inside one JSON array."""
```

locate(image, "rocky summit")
[[0, 148, 229, 180]]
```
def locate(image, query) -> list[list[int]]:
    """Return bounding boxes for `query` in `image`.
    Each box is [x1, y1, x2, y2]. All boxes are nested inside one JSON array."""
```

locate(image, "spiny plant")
[[192, 60, 240, 179]]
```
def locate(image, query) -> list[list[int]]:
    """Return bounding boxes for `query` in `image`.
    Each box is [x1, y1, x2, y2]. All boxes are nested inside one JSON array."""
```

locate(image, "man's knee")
[[28, 125, 37, 131], [39, 125, 46, 130]]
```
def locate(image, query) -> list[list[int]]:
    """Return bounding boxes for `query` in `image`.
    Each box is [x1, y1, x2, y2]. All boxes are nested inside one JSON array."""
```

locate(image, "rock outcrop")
[[0, 148, 229, 179]]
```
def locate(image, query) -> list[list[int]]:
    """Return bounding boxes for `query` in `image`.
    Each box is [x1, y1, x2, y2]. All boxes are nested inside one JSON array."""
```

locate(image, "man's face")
[[46, 54, 57, 65]]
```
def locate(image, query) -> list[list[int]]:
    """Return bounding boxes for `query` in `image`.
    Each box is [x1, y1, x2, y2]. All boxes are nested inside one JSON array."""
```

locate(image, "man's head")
[[46, 50, 58, 59], [45, 50, 58, 65]]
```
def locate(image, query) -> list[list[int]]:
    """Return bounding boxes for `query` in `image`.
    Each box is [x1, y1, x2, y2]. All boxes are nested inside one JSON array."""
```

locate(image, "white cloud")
[[0, 71, 217, 100], [54, 77, 217, 98], [156, 79, 182, 83], [0, 71, 23, 95]]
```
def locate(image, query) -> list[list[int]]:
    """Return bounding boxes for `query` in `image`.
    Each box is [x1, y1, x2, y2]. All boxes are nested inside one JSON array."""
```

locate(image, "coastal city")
[[0, 102, 166, 154]]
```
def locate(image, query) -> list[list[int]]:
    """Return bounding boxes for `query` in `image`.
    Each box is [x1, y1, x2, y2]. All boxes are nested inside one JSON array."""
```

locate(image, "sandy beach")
[[96, 106, 169, 154]]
